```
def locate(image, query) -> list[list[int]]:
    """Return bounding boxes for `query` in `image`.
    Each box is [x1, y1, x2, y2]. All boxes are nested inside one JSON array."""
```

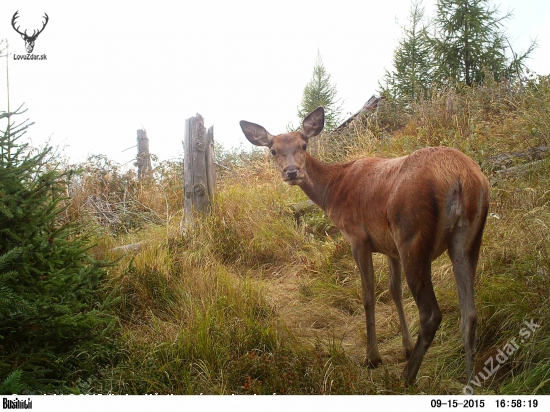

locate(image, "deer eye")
[[302, 144, 308, 151], [270, 149, 276, 156]]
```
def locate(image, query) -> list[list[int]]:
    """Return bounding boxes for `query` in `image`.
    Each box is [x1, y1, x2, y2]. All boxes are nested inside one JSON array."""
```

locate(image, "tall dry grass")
[[69, 75, 550, 394]]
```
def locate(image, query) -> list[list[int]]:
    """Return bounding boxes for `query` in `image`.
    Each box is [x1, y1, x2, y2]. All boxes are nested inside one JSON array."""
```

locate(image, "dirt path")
[[258, 264, 417, 367]]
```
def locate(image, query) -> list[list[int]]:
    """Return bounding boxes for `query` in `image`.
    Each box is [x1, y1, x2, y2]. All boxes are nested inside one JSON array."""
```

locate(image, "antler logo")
[[11, 11, 49, 54]]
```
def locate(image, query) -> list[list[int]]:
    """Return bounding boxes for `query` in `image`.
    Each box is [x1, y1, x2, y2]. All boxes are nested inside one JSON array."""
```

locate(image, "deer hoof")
[[363, 357, 383, 369], [401, 367, 417, 386]]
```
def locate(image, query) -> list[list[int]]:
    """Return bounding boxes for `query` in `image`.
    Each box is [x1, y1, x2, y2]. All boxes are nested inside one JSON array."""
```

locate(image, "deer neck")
[[298, 153, 343, 212]]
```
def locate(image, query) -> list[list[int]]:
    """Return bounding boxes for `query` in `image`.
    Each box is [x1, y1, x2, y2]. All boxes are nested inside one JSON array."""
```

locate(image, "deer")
[[12, 11, 49, 54], [240, 106, 490, 386]]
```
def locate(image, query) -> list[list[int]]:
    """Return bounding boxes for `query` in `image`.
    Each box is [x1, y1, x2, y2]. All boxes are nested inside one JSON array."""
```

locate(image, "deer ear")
[[240, 121, 274, 147], [301, 107, 325, 139]]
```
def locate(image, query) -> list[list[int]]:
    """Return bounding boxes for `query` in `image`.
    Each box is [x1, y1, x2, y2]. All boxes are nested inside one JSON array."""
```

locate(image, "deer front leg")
[[351, 241, 381, 367]]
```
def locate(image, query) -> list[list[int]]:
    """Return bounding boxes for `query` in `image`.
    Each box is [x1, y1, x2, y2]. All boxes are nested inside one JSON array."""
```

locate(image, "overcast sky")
[[1, 0, 549, 165]]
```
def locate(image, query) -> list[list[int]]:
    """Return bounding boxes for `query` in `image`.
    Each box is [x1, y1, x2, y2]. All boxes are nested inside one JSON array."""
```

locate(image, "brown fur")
[[240, 107, 490, 387]]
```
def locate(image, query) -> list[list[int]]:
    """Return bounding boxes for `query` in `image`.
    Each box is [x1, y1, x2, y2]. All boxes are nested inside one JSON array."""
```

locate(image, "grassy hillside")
[[75, 77, 549, 394]]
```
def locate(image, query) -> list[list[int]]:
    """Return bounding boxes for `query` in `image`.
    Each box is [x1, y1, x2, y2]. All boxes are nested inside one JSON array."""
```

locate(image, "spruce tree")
[[380, 0, 434, 102], [0, 107, 115, 392], [295, 51, 342, 132], [432, 0, 536, 86]]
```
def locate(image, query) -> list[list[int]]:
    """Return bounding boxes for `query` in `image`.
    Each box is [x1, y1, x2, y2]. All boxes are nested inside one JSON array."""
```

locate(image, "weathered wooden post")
[[206, 125, 216, 200], [136, 129, 152, 180], [181, 114, 216, 232]]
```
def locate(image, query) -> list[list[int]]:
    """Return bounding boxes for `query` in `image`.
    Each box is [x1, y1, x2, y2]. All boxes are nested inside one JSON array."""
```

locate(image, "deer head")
[[12, 11, 49, 54], [240, 107, 325, 185]]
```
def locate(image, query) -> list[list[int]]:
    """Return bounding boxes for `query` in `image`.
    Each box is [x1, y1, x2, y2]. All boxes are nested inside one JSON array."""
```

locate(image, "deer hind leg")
[[402, 257, 442, 385], [388, 256, 414, 359], [351, 241, 382, 368], [448, 223, 483, 386]]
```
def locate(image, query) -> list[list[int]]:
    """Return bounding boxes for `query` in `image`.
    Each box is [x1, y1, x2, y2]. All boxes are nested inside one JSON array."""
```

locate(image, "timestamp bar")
[[429, 396, 543, 410]]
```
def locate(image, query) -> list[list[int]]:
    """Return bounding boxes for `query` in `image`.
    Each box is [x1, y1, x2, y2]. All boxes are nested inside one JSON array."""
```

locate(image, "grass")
[[69, 76, 550, 395]]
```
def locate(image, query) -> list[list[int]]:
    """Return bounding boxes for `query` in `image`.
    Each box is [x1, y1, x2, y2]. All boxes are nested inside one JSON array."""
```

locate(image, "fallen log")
[[493, 159, 546, 178], [485, 146, 547, 170], [111, 241, 148, 253], [333, 95, 381, 133]]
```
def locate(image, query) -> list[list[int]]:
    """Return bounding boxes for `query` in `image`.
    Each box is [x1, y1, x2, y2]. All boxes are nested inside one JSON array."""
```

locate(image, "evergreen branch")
[[0, 104, 27, 120]]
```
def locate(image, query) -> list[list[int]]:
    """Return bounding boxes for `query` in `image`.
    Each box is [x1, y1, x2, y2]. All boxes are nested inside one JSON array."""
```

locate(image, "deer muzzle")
[[283, 166, 301, 183]]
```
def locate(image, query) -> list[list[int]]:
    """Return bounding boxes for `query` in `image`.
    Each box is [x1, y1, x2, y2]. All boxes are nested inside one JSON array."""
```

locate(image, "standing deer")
[[240, 107, 489, 386]]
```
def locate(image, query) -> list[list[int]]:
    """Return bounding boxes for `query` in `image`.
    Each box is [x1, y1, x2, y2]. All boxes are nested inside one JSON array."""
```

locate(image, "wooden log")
[[493, 160, 545, 178], [485, 146, 547, 171], [111, 241, 147, 253], [333, 95, 381, 133]]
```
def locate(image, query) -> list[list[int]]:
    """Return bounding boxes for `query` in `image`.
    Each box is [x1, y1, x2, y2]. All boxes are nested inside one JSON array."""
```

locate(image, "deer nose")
[[284, 167, 300, 180]]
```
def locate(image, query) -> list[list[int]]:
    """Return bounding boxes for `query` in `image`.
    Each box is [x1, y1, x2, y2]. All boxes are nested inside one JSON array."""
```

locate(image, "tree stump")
[[136, 129, 152, 180], [181, 114, 215, 232]]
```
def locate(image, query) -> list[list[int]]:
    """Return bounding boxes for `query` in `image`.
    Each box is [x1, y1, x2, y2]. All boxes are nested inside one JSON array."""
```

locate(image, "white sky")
[[1, 0, 549, 165]]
